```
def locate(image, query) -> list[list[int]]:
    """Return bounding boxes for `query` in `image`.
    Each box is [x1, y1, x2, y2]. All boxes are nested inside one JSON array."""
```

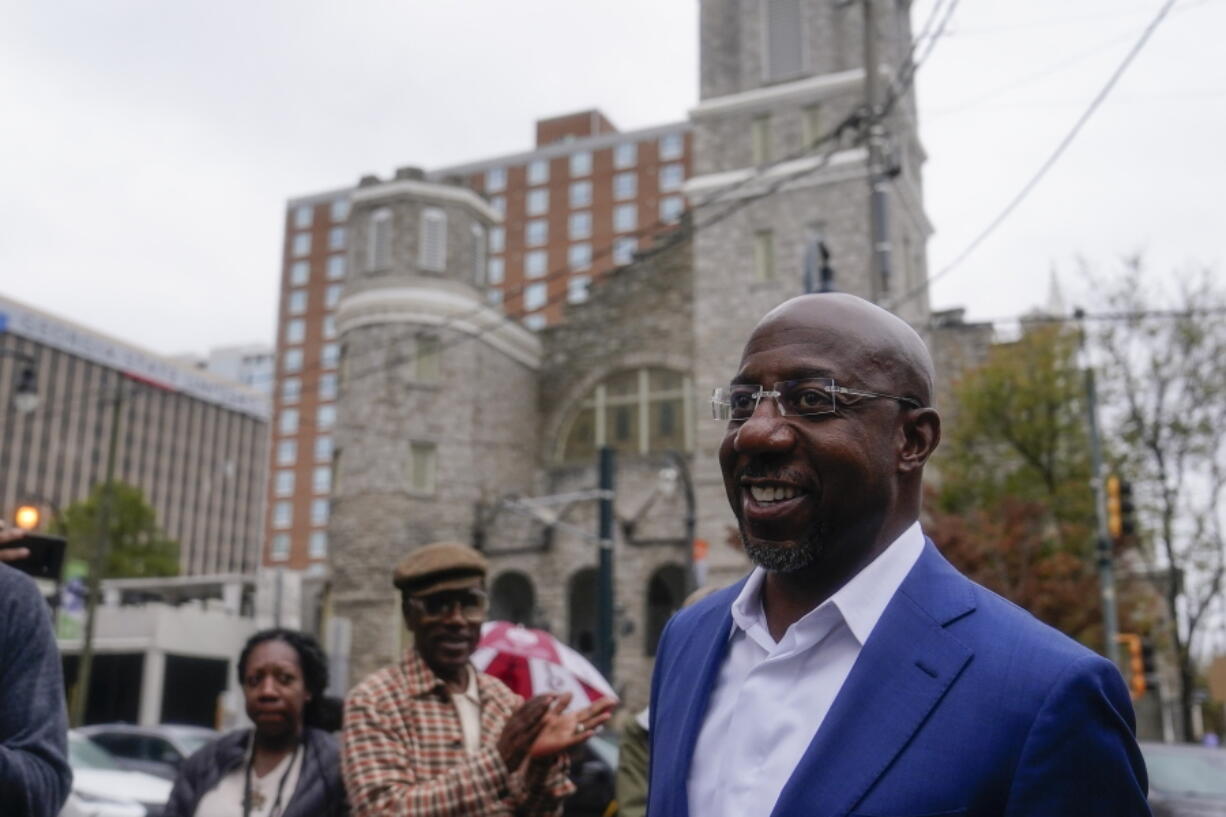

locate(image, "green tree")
[[928, 322, 1109, 644], [1091, 259, 1226, 742], [55, 481, 179, 579]]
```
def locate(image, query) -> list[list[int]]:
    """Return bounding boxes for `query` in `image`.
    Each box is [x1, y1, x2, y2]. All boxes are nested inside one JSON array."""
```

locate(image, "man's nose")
[[440, 601, 467, 625], [733, 396, 796, 452]]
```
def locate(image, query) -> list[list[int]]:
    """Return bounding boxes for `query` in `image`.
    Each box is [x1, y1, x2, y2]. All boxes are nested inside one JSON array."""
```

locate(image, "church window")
[[368, 208, 392, 271], [560, 367, 692, 462], [763, 0, 806, 83], [419, 208, 447, 272]]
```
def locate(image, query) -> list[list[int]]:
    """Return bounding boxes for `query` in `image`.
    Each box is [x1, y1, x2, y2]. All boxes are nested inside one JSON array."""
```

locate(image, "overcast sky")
[[2, 0, 1222, 354]]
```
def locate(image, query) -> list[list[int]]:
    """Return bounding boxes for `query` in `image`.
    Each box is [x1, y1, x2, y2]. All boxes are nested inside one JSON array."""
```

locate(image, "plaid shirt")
[[342, 650, 574, 817]]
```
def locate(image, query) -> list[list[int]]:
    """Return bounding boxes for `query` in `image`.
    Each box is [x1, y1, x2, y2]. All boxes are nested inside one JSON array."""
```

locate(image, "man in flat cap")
[[342, 542, 614, 817]]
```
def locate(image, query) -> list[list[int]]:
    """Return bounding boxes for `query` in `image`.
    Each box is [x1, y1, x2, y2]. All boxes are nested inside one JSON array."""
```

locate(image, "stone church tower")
[[688, 0, 934, 586], [330, 170, 542, 680]]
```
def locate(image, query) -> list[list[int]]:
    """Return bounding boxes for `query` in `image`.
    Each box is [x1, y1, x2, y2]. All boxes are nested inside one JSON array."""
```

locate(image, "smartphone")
[[4, 534, 67, 581]]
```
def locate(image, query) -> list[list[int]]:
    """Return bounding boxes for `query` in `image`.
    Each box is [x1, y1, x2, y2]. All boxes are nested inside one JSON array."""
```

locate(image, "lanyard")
[[242, 734, 300, 817]]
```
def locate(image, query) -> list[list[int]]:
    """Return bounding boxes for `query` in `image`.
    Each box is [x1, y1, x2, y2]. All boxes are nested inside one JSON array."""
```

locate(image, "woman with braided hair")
[[164, 628, 349, 817]]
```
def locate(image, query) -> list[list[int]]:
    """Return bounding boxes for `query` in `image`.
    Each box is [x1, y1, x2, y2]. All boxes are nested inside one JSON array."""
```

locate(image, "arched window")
[[568, 567, 599, 662], [560, 368, 691, 463], [489, 571, 535, 626], [645, 564, 686, 656]]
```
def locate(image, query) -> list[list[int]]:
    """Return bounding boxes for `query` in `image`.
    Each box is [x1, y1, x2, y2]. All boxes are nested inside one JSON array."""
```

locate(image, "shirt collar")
[[401, 649, 480, 699], [729, 521, 925, 649]]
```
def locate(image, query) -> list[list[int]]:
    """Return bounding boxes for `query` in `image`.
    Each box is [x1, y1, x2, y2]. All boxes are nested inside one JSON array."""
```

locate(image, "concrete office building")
[[0, 294, 269, 575]]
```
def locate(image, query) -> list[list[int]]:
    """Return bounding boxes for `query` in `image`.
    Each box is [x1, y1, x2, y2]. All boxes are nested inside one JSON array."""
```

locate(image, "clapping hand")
[[527, 694, 616, 759]]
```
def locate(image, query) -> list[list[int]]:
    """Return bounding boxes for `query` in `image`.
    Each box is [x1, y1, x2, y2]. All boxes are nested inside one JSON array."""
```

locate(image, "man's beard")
[[740, 523, 822, 573]]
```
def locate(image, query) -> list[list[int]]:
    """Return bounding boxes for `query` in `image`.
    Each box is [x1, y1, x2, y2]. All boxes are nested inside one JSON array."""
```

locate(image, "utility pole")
[[596, 447, 616, 683], [1075, 310, 1121, 669], [70, 381, 123, 727], [862, 0, 893, 299]]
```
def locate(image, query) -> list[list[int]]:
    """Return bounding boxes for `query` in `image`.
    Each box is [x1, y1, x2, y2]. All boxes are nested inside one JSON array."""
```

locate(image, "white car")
[[61, 731, 172, 817]]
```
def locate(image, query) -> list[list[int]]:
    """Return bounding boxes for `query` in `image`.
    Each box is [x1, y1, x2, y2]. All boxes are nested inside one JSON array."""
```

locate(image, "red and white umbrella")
[[472, 621, 617, 712]]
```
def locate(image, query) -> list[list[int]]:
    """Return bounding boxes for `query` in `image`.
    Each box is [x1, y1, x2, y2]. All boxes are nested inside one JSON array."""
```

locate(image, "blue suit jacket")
[[648, 541, 1150, 817]]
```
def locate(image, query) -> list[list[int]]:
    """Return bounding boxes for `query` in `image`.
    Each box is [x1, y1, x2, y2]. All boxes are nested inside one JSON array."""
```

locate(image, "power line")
[[887, 0, 1182, 314]]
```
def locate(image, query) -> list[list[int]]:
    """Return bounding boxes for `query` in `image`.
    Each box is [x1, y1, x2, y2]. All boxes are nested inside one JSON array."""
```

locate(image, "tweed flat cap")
[[393, 541, 488, 594]]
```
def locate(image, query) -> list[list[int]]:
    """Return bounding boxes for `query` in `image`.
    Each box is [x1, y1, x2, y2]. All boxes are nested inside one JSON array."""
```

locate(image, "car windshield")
[[1144, 746, 1226, 797], [176, 733, 213, 756], [69, 735, 122, 771]]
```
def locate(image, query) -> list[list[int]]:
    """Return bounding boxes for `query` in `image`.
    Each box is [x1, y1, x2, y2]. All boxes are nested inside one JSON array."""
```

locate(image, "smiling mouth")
[[746, 482, 804, 503]]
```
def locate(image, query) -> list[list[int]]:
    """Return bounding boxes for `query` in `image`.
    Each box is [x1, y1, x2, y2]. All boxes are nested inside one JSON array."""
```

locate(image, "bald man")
[[648, 294, 1149, 817]]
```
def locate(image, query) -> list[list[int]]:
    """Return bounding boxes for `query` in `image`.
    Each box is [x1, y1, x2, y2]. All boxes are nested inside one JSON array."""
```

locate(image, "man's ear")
[[898, 407, 940, 473]]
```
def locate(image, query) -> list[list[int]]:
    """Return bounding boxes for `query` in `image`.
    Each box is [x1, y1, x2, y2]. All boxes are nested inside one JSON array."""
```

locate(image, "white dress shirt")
[[686, 522, 925, 817], [453, 664, 483, 755]]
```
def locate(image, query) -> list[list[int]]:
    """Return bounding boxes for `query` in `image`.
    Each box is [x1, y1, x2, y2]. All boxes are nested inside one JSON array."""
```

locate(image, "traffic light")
[[1140, 638, 1158, 694], [1106, 475, 1136, 543], [1117, 633, 1146, 699]]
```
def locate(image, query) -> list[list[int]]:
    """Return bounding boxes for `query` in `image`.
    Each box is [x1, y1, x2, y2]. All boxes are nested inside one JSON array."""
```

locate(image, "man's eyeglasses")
[[712, 378, 921, 422], [407, 589, 489, 622]]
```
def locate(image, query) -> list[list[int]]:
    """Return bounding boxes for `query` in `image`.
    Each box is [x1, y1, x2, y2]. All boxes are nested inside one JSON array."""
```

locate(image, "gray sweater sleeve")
[[0, 565, 72, 816]]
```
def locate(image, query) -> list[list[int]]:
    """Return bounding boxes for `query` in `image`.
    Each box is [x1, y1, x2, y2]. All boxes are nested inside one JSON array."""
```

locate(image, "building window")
[[285, 320, 306, 346], [569, 211, 592, 241], [660, 196, 685, 224], [659, 163, 684, 192], [322, 343, 340, 369], [416, 335, 441, 381], [525, 219, 548, 247], [270, 533, 290, 561], [292, 233, 311, 257], [764, 0, 806, 83], [524, 282, 548, 312], [326, 255, 346, 281], [282, 377, 301, 404], [408, 442, 437, 495], [752, 115, 772, 164], [318, 404, 336, 430], [309, 531, 328, 559], [525, 250, 548, 279], [323, 314, 337, 340], [659, 132, 684, 161], [523, 314, 547, 331], [614, 172, 637, 201], [273, 501, 292, 528], [489, 227, 505, 253], [487, 289, 504, 307], [754, 230, 775, 280], [613, 204, 637, 234], [561, 368, 690, 462], [614, 237, 637, 266], [568, 275, 591, 304], [569, 151, 592, 177], [485, 167, 506, 192], [568, 243, 591, 271], [331, 198, 350, 222], [488, 257, 505, 285], [280, 408, 299, 435], [527, 189, 549, 216], [275, 470, 295, 497], [419, 208, 447, 272], [313, 465, 331, 494], [311, 498, 329, 526], [645, 564, 687, 655], [489, 195, 505, 215], [527, 159, 550, 185], [288, 289, 308, 315], [283, 348, 303, 373], [614, 142, 637, 169], [325, 283, 343, 309], [290, 261, 309, 286], [319, 373, 337, 401], [368, 208, 392, 271], [294, 205, 313, 229], [315, 435, 333, 462], [569, 181, 592, 209], [329, 227, 346, 251], [277, 440, 297, 466], [803, 103, 822, 147]]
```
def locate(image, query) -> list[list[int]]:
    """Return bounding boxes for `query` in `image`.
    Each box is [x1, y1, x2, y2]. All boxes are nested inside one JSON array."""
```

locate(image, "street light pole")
[[70, 382, 123, 727], [596, 447, 616, 683], [664, 451, 697, 595]]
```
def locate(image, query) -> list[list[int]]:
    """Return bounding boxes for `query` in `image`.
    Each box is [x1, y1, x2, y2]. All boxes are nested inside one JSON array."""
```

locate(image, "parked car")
[[79, 723, 218, 781], [1141, 740, 1226, 816], [62, 731, 172, 817]]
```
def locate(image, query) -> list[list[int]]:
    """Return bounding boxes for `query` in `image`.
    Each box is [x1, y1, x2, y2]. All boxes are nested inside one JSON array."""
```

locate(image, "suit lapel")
[[770, 542, 976, 817]]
